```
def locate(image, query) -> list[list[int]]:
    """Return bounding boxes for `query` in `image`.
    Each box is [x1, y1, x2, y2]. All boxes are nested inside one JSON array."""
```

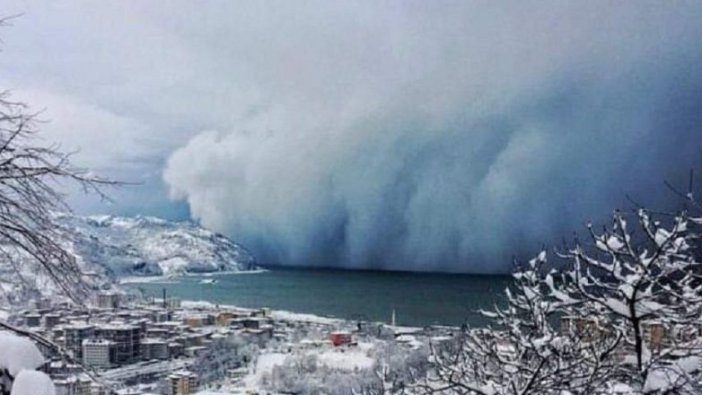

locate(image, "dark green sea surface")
[[129, 267, 510, 327]]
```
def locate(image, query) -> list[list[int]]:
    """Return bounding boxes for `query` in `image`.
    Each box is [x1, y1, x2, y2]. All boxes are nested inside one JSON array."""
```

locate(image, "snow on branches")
[[420, 252, 620, 395], [424, 206, 702, 394], [562, 209, 702, 389], [10, 370, 55, 395], [0, 331, 54, 395], [0, 87, 120, 303]]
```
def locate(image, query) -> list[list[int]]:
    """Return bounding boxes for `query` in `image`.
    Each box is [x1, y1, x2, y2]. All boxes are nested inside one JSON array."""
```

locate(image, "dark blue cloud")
[[166, 40, 702, 272]]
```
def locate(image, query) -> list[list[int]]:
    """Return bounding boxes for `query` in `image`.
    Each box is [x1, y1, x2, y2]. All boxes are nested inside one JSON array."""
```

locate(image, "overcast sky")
[[2, 1, 702, 272]]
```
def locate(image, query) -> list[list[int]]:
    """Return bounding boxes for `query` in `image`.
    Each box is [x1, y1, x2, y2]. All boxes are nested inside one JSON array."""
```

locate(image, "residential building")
[[167, 371, 197, 395], [141, 338, 169, 360], [215, 312, 237, 326], [96, 292, 120, 309], [168, 342, 185, 358], [330, 331, 353, 347], [82, 339, 113, 369], [95, 324, 142, 364], [44, 313, 61, 329], [24, 313, 41, 327], [63, 323, 95, 361]]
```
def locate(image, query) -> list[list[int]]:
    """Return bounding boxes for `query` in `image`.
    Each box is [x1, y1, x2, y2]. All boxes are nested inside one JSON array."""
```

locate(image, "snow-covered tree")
[[10, 370, 55, 395], [424, 204, 702, 394], [0, 331, 51, 395], [357, 341, 430, 395], [0, 88, 118, 301], [192, 336, 250, 386], [556, 208, 702, 392], [418, 252, 620, 395], [0, 18, 119, 304]]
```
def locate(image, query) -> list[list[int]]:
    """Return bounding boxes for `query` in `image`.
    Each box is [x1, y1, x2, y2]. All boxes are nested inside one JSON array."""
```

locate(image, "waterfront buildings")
[[7, 296, 427, 394]]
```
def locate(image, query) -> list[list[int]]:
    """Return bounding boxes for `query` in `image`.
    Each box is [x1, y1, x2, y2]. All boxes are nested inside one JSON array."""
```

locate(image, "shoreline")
[[119, 268, 269, 284], [177, 299, 430, 332]]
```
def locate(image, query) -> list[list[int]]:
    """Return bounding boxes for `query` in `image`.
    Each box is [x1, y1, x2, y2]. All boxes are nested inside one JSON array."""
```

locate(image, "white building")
[[82, 339, 113, 369]]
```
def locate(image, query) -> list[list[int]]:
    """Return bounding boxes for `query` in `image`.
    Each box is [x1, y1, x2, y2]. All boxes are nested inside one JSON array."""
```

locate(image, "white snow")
[[10, 370, 55, 395], [256, 353, 288, 373], [271, 310, 343, 325], [241, 352, 288, 387], [54, 213, 257, 278], [157, 257, 190, 276], [0, 332, 45, 376], [654, 228, 671, 247], [316, 348, 374, 370], [240, 341, 378, 390], [603, 297, 630, 317]]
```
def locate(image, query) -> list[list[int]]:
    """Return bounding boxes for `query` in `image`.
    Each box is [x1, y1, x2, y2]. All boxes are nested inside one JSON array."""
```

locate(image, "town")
[[4, 291, 453, 395]]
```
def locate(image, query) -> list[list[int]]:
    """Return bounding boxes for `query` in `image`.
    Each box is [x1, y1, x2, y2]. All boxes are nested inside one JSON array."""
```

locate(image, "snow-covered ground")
[[316, 343, 375, 370], [226, 341, 391, 393], [270, 310, 345, 326], [0, 332, 45, 377]]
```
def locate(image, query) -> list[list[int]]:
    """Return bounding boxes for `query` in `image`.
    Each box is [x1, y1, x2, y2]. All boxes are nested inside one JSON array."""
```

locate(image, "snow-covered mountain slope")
[[54, 213, 257, 278]]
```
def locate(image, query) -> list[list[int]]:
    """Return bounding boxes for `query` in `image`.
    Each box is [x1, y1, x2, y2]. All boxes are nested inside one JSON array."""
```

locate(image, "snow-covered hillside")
[[54, 213, 257, 278], [0, 213, 256, 307]]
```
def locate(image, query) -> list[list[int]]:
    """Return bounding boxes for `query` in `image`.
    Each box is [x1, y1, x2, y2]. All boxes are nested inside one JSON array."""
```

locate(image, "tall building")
[[96, 292, 120, 309], [141, 338, 169, 360], [95, 324, 142, 364], [82, 339, 113, 369], [167, 371, 198, 395], [44, 313, 61, 329], [63, 323, 95, 361]]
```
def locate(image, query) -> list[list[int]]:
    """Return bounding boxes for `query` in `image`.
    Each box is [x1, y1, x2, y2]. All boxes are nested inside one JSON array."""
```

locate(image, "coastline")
[[119, 268, 269, 285], [178, 299, 430, 332]]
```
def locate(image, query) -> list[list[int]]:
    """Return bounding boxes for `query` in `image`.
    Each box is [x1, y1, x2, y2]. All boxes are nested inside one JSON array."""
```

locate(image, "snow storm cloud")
[[4, 2, 702, 272], [163, 2, 702, 272]]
